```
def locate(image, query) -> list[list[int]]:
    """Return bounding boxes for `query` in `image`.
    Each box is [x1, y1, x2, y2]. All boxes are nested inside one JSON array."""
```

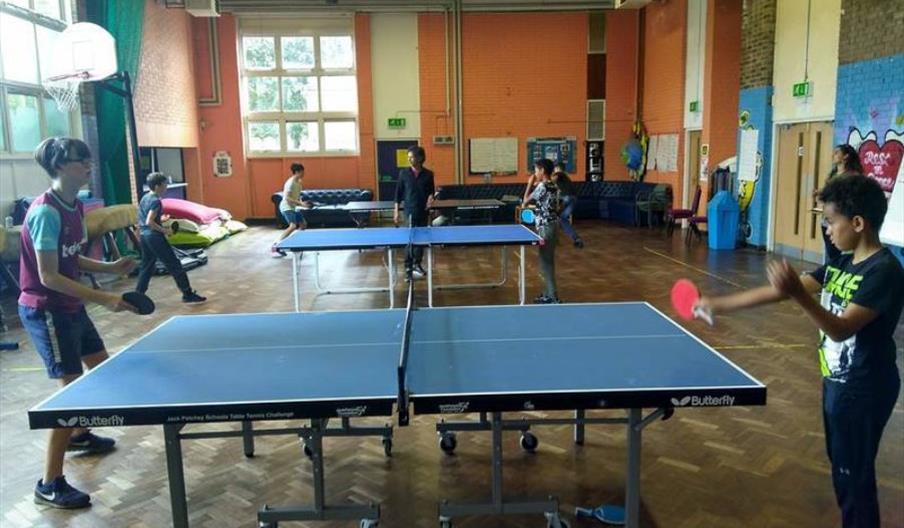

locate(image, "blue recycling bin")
[[707, 190, 740, 250]]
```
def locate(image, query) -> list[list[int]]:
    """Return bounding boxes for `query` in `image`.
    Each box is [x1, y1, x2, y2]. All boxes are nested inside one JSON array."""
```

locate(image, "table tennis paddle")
[[670, 279, 713, 326], [122, 291, 155, 315], [520, 208, 536, 224]]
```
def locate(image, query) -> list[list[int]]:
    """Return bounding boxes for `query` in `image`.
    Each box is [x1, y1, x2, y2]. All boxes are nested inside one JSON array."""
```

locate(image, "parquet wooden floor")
[[1, 221, 901, 528]]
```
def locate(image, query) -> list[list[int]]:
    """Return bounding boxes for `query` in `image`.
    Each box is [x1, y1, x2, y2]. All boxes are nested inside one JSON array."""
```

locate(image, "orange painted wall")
[[193, 15, 251, 219], [605, 9, 640, 182], [419, 12, 588, 186], [640, 0, 687, 205], [702, 0, 741, 202], [192, 14, 376, 219], [417, 14, 455, 186]]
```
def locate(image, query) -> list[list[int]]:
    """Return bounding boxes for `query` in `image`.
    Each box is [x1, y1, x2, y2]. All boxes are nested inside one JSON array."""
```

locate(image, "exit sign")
[[688, 100, 699, 112], [388, 117, 406, 129], [792, 81, 812, 98]]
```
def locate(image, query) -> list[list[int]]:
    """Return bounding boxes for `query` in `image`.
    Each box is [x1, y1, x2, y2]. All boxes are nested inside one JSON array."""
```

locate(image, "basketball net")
[[44, 71, 90, 112]]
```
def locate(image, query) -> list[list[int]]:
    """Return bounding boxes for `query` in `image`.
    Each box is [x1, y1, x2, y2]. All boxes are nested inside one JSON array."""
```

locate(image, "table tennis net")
[[397, 275, 416, 425]]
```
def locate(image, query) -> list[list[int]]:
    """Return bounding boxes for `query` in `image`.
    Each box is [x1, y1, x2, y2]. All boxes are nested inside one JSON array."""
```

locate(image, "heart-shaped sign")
[[858, 139, 903, 194]]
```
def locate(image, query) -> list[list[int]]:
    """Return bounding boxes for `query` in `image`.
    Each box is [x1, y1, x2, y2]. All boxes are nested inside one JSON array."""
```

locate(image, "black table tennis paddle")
[[122, 291, 155, 315]]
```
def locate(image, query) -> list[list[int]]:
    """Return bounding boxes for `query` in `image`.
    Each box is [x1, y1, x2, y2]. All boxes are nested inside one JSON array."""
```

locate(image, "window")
[[239, 23, 358, 156], [0, 1, 73, 155]]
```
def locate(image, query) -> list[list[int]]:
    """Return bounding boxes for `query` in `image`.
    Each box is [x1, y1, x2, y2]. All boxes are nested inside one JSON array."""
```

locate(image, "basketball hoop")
[[44, 71, 90, 112], [42, 23, 118, 112]]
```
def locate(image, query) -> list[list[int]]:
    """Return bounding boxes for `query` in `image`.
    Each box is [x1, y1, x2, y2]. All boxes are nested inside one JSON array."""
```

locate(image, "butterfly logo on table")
[[57, 417, 79, 427], [670, 396, 692, 407]]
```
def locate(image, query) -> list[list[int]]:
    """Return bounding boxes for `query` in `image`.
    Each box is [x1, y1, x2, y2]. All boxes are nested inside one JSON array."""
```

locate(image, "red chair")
[[666, 185, 707, 243]]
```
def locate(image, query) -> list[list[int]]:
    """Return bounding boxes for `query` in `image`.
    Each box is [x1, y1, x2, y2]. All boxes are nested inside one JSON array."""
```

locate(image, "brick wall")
[[641, 0, 687, 203], [834, 0, 903, 256], [134, 0, 199, 148], [838, 0, 904, 64], [740, 0, 776, 89]]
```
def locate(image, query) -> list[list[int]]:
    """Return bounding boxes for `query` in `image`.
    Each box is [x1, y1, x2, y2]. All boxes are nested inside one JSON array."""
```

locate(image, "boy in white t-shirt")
[[272, 163, 313, 257]]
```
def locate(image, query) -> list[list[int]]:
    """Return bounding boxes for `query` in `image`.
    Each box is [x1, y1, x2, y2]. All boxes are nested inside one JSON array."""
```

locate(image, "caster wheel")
[[302, 442, 313, 459], [439, 519, 453, 528], [360, 519, 379, 528], [259, 522, 277, 528], [520, 431, 539, 452], [382, 437, 393, 457], [438, 432, 457, 454]]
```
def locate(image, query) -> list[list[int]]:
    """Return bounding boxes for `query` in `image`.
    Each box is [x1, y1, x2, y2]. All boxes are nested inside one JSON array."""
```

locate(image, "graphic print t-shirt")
[[529, 182, 559, 228], [18, 190, 87, 312], [807, 248, 904, 389]]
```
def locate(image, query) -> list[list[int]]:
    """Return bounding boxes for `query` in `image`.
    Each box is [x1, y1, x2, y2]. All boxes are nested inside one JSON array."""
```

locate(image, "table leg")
[[388, 248, 395, 309], [519, 247, 525, 305], [625, 408, 642, 528], [164, 424, 189, 528], [292, 252, 301, 312], [427, 248, 434, 307], [241, 420, 254, 457]]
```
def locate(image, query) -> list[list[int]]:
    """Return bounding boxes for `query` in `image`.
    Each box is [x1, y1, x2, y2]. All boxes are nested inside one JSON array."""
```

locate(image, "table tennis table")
[[29, 302, 765, 528], [277, 224, 541, 311], [341, 199, 506, 227]]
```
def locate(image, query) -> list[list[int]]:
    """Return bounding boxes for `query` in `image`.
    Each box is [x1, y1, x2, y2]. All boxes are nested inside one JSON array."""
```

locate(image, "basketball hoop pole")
[[94, 71, 142, 205]]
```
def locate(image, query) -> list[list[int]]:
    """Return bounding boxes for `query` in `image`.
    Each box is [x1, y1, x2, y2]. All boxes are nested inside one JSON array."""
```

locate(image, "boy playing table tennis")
[[21, 137, 139, 509], [272, 162, 313, 257], [523, 158, 561, 303], [695, 175, 903, 528]]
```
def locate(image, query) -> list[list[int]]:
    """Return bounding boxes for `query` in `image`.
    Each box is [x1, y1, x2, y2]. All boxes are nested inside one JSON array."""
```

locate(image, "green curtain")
[[89, 0, 144, 206]]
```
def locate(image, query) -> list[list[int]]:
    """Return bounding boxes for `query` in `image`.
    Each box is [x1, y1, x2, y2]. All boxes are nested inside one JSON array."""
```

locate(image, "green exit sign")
[[688, 100, 699, 112], [387, 117, 406, 129], [792, 81, 812, 98]]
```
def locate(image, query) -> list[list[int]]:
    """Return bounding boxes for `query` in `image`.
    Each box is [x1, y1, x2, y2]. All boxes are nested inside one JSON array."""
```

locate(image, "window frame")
[[0, 1, 75, 158], [239, 23, 359, 158]]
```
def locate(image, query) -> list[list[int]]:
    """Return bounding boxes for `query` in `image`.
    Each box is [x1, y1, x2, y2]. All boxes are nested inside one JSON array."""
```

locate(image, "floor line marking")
[[643, 246, 746, 288]]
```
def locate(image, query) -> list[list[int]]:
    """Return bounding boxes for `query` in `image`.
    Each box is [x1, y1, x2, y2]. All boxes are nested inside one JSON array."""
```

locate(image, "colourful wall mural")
[[735, 86, 774, 247], [834, 54, 904, 198]]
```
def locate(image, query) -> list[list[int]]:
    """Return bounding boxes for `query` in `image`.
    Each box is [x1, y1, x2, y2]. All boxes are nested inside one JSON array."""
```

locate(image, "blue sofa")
[[271, 188, 373, 228], [435, 180, 668, 226]]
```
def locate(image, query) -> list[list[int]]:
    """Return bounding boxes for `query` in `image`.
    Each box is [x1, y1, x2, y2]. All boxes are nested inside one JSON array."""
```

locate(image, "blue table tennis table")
[[277, 224, 541, 311], [29, 303, 766, 528]]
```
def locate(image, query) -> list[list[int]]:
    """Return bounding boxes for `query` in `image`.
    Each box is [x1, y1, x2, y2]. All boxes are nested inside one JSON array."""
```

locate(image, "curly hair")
[[818, 174, 887, 231]]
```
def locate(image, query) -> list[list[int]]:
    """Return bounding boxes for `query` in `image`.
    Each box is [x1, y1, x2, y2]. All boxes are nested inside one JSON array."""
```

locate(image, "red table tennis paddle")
[[670, 279, 713, 325], [122, 291, 155, 315]]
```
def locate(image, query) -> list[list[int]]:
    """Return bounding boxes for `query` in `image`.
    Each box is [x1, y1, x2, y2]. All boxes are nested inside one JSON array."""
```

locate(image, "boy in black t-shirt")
[[696, 175, 903, 528]]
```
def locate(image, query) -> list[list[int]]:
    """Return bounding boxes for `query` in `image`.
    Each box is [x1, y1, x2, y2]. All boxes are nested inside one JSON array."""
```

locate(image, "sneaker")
[[574, 239, 585, 249], [412, 266, 426, 279], [182, 290, 207, 304], [271, 244, 287, 258], [67, 430, 116, 454], [34, 476, 91, 509], [534, 294, 562, 305]]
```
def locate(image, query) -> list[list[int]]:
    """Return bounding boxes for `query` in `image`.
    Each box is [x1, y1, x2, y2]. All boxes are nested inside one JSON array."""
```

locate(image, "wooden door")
[[773, 122, 834, 262]]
